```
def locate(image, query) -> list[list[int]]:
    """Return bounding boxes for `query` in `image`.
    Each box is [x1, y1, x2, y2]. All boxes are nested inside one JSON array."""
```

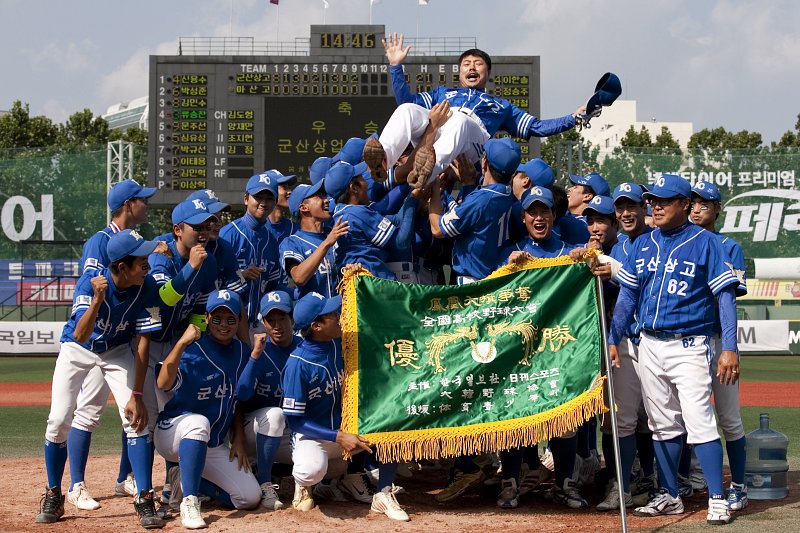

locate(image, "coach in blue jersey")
[[689, 180, 749, 511], [154, 290, 259, 529], [219, 173, 283, 328], [608, 174, 740, 525], [37, 230, 164, 528], [281, 182, 348, 298], [362, 33, 582, 187], [237, 290, 301, 511]]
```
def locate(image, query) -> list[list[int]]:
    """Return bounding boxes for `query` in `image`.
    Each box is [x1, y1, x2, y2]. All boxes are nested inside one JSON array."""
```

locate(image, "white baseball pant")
[[45, 342, 154, 442], [71, 366, 111, 432], [601, 338, 647, 437], [379, 103, 490, 185], [291, 433, 348, 487], [637, 333, 720, 444], [243, 407, 293, 465], [710, 335, 745, 441], [154, 413, 261, 509], [148, 340, 173, 418]]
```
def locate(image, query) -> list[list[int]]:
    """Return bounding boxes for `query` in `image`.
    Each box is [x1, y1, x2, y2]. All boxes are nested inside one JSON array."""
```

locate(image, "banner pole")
[[595, 277, 628, 533]]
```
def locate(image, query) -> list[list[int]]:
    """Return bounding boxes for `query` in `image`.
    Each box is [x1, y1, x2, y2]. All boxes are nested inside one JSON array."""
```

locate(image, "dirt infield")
[[2, 381, 798, 407]]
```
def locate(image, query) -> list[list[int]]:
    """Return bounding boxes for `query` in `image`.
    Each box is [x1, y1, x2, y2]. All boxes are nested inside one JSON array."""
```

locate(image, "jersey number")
[[497, 209, 512, 247], [682, 337, 696, 349], [667, 279, 688, 296]]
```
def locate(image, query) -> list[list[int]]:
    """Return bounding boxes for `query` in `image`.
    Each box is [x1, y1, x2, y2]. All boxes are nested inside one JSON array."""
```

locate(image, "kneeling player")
[[282, 292, 409, 521], [154, 290, 260, 529]]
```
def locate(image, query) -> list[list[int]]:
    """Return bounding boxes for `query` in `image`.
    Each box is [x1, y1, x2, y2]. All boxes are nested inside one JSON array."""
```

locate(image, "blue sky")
[[1, 0, 798, 142]]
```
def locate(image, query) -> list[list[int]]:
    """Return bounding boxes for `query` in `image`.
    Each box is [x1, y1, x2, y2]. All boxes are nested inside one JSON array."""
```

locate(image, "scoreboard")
[[147, 24, 540, 205]]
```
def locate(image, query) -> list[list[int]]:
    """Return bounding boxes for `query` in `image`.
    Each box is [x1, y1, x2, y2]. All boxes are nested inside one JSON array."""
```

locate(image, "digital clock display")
[[320, 32, 376, 49]]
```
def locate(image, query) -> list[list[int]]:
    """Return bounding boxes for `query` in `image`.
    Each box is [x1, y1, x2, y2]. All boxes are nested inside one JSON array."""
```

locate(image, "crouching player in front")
[[154, 290, 260, 529], [282, 292, 409, 521], [37, 230, 163, 528], [236, 290, 301, 511]]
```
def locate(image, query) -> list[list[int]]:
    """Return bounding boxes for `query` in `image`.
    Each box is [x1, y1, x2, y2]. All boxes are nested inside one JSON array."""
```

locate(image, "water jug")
[[744, 413, 789, 499]]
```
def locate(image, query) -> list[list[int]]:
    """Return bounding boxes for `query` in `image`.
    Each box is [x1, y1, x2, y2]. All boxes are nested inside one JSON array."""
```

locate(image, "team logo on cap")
[[259, 174, 271, 184], [656, 177, 666, 187], [192, 199, 206, 210], [591, 196, 602, 205], [696, 181, 706, 190], [311, 292, 324, 300], [532, 186, 543, 196], [267, 292, 281, 303], [130, 230, 143, 240], [204, 190, 219, 200], [218, 290, 231, 301], [620, 183, 632, 192]]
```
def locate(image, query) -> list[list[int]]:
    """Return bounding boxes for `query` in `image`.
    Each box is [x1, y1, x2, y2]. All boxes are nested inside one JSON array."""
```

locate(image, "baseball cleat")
[[575, 450, 601, 487], [260, 482, 284, 511], [68, 481, 101, 510], [339, 473, 375, 504], [707, 494, 732, 525], [371, 487, 409, 521], [35, 486, 65, 524], [435, 467, 486, 502], [496, 478, 520, 509], [596, 481, 633, 511], [134, 489, 164, 529], [292, 482, 315, 512], [180, 495, 207, 529], [115, 473, 137, 496], [633, 488, 684, 516], [407, 145, 436, 189], [313, 479, 348, 502], [631, 473, 657, 506], [726, 482, 748, 511], [550, 478, 588, 509], [678, 474, 694, 498], [363, 137, 388, 182]]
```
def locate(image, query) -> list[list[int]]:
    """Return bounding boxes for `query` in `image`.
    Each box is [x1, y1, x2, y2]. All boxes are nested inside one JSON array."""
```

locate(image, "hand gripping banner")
[[339, 256, 606, 463]]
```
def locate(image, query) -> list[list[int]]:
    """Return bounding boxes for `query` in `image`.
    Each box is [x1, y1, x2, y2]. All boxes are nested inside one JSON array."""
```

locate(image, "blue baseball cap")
[[172, 198, 216, 225], [107, 229, 158, 262], [521, 186, 555, 210], [568, 172, 611, 197], [187, 189, 230, 214], [107, 179, 156, 211], [206, 289, 242, 315], [246, 172, 280, 197], [332, 137, 367, 165], [516, 159, 555, 189], [644, 174, 691, 199], [293, 292, 342, 330], [586, 72, 622, 115], [583, 195, 615, 217], [310, 157, 333, 185], [259, 290, 293, 319], [484, 137, 521, 178], [691, 181, 722, 202], [263, 169, 297, 186], [612, 182, 645, 204], [324, 161, 360, 200], [288, 181, 326, 217]]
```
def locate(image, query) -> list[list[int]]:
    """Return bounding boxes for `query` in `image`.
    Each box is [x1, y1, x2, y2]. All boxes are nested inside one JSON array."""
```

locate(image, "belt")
[[450, 107, 490, 137], [642, 329, 686, 341]]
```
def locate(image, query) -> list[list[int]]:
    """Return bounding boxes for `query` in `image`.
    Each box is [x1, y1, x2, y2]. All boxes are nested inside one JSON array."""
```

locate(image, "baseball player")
[[36, 229, 163, 529], [608, 174, 740, 525], [266, 170, 299, 244], [566, 172, 611, 220], [236, 290, 300, 511], [154, 290, 260, 529], [280, 181, 348, 299], [689, 180, 748, 510], [363, 33, 583, 187], [327, 161, 421, 281], [552, 184, 592, 246], [66, 179, 158, 508], [282, 292, 408, 521], [219, 173, 284, 330]]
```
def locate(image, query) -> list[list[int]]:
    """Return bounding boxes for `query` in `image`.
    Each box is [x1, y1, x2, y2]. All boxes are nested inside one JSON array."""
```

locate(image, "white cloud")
[[96, 41, 175, 109], [22, 40, 97, 72], [41, 99, 69, 124]]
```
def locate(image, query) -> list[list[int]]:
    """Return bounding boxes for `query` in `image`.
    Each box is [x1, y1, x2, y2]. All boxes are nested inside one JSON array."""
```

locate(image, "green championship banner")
[[340, 257, 606, 463]]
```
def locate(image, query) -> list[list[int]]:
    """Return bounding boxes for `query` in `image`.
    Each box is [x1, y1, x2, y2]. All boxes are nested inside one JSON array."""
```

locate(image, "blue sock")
[[499, 448, 523, 483], [601, 433, 615, 478], [178, 439, 207, 497], [67, 427, 92, 490], [44, 439, 68, 489], [199, 478, 234, 508], [726, 437, 746, 485], [255, 434, 281, 485], [636, 431, 655, 477], [454, 455, 478, 473], [694, 439, 724, 497], [522, 445, 540, 468], [618, 435, 637, 493], [376, 462, 398, 491], [127, 435, 153, 493], [588, 418, 598, 454], [576, 421, 592, 458], [347, 450, 366, 474], [364, 454, 380, 471], [550, 436, 577, 486], [653, 436, 683, 497], [117, 429, 132, 483], [678, 436, 692, 478]]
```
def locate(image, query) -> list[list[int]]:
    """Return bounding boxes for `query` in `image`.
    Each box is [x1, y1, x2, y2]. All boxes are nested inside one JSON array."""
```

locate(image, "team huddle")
[[37, 33, 747, 529]]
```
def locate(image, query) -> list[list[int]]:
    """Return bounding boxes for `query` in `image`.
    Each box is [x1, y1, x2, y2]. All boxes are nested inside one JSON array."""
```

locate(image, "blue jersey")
[[281, 338, 343, 431], [61, 269, 161, 353], [616, 222, 739, 336], [716, 233, 747, 297], [269, 217, 297, 245], [79, 222, 121, 274], [158, 334, 249, 448], [553, 213, 591, 246], [609, 227, 653, 340], [521, 235, 577, 258], [205, 238, 246, 295], [219, 214, 283, 325], [237, 336, 301, 412], [279, 230, 339, 298], [149, 239, 218, 343], [440, 183, 516, 279], [331, 203, 397, 280], [390, 65, 575, 139]]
